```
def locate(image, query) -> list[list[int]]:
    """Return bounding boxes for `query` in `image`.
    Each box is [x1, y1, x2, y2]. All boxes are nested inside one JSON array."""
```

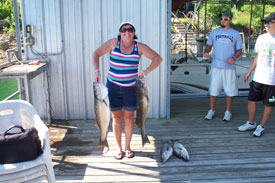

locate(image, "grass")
[[0, 79, 19, 101]]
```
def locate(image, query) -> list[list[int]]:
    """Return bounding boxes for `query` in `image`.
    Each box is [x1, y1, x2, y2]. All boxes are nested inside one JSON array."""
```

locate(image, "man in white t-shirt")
[[204, 11, 243, 121], [238, 12, 275, 137]]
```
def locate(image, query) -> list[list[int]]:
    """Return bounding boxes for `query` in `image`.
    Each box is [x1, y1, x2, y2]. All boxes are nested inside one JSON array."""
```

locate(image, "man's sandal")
[[125, 150, 135, 158], [114, 151, 125, 160]]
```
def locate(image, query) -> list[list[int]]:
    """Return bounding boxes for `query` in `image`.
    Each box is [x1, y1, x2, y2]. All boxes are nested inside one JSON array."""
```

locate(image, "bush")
[[0, 0, 13, 20], [0, 0, 20, 34], [198, 1, 274, 33], [240, 4, 274, 32]]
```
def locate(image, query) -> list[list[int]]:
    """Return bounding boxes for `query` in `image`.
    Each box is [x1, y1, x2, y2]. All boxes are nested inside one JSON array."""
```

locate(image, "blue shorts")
[[106, 80, 136, 111]]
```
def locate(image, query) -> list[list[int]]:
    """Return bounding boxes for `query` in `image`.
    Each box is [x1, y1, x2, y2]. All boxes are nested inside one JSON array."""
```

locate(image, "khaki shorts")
[[209, 67, 238, 96]]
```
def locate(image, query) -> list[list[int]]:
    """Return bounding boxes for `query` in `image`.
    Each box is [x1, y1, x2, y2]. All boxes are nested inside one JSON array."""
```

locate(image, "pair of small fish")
[[93, 77, 150, 151], [160, 140, 190, 163]]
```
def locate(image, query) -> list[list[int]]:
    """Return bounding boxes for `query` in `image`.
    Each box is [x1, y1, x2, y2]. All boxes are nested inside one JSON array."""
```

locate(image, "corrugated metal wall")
[[21, 0, 169, 119]]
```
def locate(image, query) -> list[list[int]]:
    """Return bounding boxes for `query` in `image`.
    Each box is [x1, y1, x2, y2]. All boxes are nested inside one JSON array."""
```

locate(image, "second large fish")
[[173, 141, 190, 161], [135, 77, 150, 147], [93, 82, 111, 150]]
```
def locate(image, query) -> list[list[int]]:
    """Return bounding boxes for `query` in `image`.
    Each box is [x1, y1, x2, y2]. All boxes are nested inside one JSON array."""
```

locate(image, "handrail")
[[171, 0, 202, 48]]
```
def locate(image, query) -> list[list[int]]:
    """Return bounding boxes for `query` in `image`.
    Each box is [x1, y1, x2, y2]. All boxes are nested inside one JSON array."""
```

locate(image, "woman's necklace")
[[121, 42, 133, 49], [120, 41, 134, 54]]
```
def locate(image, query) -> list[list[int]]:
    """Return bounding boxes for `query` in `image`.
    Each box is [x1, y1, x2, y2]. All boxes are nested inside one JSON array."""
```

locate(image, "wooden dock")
[[48, 97, 275, 183]]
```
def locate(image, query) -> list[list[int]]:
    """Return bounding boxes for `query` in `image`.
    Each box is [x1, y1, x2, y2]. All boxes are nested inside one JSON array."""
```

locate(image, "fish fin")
[[135, 113, 141, 128], [173, 150, 189, 161], [98, 139, 109, 149], [142, 135, 150, 147], [135, 108, 142, 128], [103, 98, 108, 106], [135, 120, 140, 128]]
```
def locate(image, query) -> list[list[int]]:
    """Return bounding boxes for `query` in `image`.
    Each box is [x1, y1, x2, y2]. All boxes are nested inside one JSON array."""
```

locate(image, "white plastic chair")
[[0, 100, 55, 183]]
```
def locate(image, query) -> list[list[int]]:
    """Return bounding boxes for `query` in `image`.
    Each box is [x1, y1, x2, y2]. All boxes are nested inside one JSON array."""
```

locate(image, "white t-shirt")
[[207, 27, 243, 70], [253, 33, 275, 85]]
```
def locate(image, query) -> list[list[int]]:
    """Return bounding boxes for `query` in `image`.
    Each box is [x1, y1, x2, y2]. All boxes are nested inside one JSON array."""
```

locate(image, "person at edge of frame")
[[238, 12, 275, 137]]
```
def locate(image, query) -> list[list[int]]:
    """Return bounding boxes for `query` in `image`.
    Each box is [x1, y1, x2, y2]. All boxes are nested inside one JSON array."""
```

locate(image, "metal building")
[[20, 0, 170, 120]]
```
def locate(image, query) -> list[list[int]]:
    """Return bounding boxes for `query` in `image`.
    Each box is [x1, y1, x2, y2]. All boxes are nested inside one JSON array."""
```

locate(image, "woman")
[[92, 22, 162, 159]]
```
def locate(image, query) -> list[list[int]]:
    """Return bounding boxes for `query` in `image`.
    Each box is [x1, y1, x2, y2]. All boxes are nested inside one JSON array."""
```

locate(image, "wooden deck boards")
[[48, 97, 275, 182]]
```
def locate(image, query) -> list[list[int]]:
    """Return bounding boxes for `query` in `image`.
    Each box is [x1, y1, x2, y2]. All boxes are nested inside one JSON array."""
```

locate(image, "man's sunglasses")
[[220, 17, 231, 21], [120, 27, 135, 33], [264, 21, 275, 25]]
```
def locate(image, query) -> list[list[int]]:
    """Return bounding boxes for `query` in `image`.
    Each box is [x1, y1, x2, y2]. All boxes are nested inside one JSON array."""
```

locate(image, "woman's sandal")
[[114, 151, 125, 160], [125, 150, 135, 158]]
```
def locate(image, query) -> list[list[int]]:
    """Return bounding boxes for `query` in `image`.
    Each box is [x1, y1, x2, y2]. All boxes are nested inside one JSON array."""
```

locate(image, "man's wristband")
[[232, 57, 236, 61], [95, 69, 100, 73]]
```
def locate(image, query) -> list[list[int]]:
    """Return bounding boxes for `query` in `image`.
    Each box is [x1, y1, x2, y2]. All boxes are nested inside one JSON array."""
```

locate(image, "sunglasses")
[[265, 21, 275, 25], [120, 27, 135, 33], [220, 17, 231, 21]]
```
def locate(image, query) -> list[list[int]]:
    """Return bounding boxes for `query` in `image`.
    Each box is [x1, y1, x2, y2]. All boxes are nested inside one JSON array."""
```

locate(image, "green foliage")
[[0, 0, 20, 34], [199, 3, 233, 31], [0, 0, 13, 20], [198, 1, 275, 33], [3, 12, 16, 33], [171, 26, 176, 33], [241, 4, 274, 28]]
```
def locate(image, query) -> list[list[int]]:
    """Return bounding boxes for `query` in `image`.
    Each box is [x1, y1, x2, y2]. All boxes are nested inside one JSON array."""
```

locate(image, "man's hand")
[[203, 52, 210, 58], [243, 72, 250, 83], [226, 57, 235, 65]]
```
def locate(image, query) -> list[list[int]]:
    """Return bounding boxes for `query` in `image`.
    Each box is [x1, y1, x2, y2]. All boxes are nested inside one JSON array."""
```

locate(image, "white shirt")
[[253, 33, 275, 85]]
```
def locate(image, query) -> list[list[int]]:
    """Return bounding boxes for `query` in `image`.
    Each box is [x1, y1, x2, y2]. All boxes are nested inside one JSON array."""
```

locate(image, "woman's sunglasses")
[[265, 21, 275, 25], [120, 27, 135, 33], [220, 17, 231, 21]]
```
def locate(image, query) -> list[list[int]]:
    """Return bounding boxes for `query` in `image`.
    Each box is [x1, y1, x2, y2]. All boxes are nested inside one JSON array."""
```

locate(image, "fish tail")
[[142, 135, 150, 147]]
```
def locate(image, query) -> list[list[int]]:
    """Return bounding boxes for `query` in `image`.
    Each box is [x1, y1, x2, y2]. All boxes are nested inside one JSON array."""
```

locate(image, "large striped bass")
[[135, 77, 150, 147], [93, 82, 111, 150]]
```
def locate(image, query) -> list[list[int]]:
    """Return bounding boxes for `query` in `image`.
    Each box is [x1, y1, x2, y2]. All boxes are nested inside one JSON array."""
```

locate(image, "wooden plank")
[[49, 97, 275, 182]]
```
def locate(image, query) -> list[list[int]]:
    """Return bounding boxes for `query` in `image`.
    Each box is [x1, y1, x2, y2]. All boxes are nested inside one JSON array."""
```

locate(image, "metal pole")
[[185, 30, 188, 61], [13, 0, 22, 60], [167, 0, 172, 119], [261, 1, 265, 34], [185, 2, 187, 62], [248, 0, 253, 55], [198, 4, 200, 34], [204, 0, 207, 45]]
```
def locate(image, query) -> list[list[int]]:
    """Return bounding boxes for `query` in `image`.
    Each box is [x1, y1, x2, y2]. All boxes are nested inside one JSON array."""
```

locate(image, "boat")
[[170, 54, 253, 98]]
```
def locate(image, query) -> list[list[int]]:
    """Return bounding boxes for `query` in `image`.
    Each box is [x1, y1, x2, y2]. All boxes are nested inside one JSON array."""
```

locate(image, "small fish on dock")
[[173, 140, 190, 161], [160, 141, 173, 163]]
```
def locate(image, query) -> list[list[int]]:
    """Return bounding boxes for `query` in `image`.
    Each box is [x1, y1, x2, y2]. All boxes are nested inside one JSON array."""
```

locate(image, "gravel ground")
[[0, 31, 24, 65]]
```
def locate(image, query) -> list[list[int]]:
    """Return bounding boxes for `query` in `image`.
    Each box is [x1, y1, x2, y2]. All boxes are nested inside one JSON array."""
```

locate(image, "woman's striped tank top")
[[108, 40, 140, 87]]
